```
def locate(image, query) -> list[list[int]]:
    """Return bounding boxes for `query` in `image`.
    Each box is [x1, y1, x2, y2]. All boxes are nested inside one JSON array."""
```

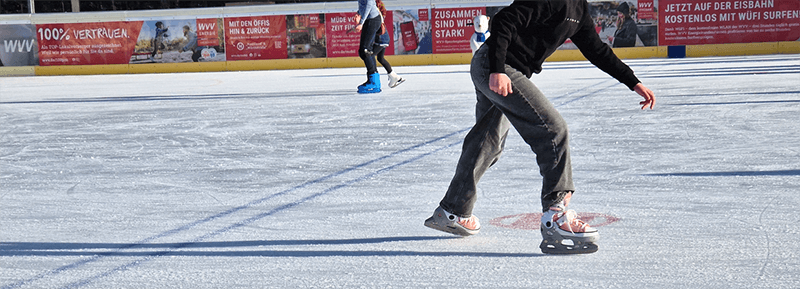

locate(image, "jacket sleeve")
[[486, 8, 520, 74], [357, 0, 377, 25], [570, 11, 640, 90]]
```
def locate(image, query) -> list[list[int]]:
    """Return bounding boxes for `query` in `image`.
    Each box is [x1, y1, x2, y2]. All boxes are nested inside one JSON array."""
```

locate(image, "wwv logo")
[[3, 39, 36, 53], [197, 22, 216, 31]]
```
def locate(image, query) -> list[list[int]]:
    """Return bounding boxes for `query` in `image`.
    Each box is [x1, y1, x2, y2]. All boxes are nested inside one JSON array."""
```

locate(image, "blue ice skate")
[[357, 73, 382, 94]]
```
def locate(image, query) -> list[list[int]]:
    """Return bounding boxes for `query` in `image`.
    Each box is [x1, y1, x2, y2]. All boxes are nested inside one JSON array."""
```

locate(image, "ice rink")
[[1, 53, 799, 288]]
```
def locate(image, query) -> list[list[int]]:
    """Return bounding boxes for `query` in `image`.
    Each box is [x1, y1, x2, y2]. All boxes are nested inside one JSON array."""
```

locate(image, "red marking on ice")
[[489, 212, 620, 230]]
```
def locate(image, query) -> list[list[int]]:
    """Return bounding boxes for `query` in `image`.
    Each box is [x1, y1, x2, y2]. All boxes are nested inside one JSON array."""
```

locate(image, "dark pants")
[[439, 45, 574, 217], [373, 45, 392, 74], [358, 16, 382, 75], [191, 49, 201, 62]]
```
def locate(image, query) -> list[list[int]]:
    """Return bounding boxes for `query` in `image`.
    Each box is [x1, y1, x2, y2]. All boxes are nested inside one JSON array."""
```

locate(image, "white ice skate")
[[388, 71, 405, 88], [540, 203, 599, 254], [424, 206, 480, 236]]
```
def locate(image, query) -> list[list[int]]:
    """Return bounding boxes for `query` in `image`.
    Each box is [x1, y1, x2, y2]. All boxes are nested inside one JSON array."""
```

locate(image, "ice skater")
[[424, 0, 656, 254], [370, 0, 405, 88], [353, 0, 383, 93], [371, 28, 405, 88]]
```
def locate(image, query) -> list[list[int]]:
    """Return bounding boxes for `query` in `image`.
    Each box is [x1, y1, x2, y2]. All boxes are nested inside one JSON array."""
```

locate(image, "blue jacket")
[[357, 0, 381, 25]]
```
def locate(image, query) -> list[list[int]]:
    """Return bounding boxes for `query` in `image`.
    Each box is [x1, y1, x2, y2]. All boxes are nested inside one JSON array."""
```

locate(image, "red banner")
[[196, 18, 220, 47], [325, 13, 360, 58], [36, 21, 142, 66], [639, 0, 657, 20], [660, 0, 800, 45], [225, 15, 287, 61], [431, 7, 486, 54], [383, 11, 395, 56]]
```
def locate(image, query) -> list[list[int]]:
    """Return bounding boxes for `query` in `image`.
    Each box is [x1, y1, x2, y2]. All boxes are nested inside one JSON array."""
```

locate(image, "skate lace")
[[558, 209, 589, 233], [458, 215, 480, 230]]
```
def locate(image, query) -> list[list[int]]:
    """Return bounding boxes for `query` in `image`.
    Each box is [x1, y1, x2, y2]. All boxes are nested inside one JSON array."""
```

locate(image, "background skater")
[[424, 0, 656, 254], [353, 0, 383, 93], [370, 0, 405, 88]]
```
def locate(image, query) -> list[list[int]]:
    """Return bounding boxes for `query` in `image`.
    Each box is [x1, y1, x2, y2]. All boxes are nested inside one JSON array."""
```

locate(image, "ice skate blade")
[[539, 239, 598, 254], [424, 216, 478, 237], [389, 78, 405, 88]]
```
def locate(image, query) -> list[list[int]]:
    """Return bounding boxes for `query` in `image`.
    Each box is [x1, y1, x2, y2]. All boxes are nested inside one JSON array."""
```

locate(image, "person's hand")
[[355, 24, 363, 33], [634, 83, 655, 109], [489, 73, 513, 97]]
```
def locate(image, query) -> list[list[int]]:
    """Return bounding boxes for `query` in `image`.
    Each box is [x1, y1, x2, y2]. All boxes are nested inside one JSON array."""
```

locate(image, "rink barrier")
[[13, 42, 797, 77], [3, 0, 800, 77]]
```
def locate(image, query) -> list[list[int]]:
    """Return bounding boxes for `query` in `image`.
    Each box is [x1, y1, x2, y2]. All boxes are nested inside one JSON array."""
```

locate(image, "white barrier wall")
[[1, 0, 798, 76]]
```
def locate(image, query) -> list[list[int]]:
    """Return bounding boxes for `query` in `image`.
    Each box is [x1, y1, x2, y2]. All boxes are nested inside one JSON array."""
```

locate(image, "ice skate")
[[357, 73, 382, 94], [388, 71, 405, 88], [539, 203, 599, 254], [424, 206, 480, 236]]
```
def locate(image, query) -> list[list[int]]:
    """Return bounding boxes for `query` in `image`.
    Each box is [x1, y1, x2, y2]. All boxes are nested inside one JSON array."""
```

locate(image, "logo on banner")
[[3, 38, 36, 53], [201, 48, 217, 58]]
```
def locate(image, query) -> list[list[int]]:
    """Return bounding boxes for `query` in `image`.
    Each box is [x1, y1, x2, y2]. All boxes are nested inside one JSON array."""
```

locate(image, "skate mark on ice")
[[670, 99, 800, 106], [2, 65, 627, 288], [2, 237, 546, 258], [644, 169, 800, 177], [0, 129, 467, 289], [0, 90, 355, 105], [756, 194, 777, 281], [637, 64, 800, 78], [0, 236, 455, 252]]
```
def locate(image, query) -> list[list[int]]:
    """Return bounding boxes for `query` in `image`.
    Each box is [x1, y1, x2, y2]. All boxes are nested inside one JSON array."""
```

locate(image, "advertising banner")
[[131, 19, 226, 64], [392, 9, 432, 55], [287, 13, 326, 58], [196, 18, 222, 47], [638, 0, 657, 20], [36, 21, 142, 66], [225, 15, 287, 61], [325, 12, 360, 58], [0, 24, 38, 66], [660, 0, 800, 45], [383, 10, 396, 56], [431, 7, 486, 54]]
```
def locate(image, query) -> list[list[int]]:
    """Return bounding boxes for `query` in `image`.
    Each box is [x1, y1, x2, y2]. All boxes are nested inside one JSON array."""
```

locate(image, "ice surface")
[[1, 54, 799, 288]]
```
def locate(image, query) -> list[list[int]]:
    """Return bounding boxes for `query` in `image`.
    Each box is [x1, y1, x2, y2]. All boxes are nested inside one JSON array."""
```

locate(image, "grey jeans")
[[439, 45, 574, 216]]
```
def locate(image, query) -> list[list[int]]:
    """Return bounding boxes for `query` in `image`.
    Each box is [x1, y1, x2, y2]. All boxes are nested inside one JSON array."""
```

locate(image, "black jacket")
[[486, 0, 640, 90]]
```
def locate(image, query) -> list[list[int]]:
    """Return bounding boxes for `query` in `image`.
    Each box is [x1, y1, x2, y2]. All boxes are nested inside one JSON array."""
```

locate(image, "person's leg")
[[467, 46, 574, 212], [438, 47, 512, 218], [374, 46, 392, 73], [358, 17, 381, 75], [496, 66, 574, 211]]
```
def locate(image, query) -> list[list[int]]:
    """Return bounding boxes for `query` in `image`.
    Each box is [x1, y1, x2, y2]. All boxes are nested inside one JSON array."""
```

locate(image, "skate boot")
[[388, 71, 405, 88], [424, 206, 480, 236], [357, 72, 382, 94], [540, 203, 599, 254]]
